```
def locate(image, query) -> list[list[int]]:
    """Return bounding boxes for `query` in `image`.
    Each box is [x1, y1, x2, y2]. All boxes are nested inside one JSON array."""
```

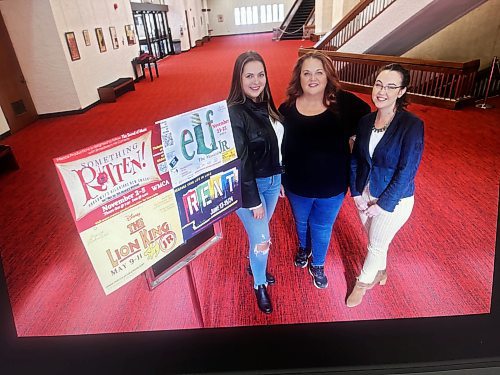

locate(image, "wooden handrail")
[[315, 0, 396, 50], [299, 48, 480, 109]]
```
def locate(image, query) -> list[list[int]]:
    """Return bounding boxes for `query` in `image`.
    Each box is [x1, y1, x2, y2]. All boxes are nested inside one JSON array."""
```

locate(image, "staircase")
[[315, 0, 487, 55], [277, 0, 315, 40], [308, 0, 490, 109]]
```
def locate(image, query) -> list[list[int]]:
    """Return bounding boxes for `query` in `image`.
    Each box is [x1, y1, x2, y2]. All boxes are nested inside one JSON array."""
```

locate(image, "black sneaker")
[[294, 247, 312, 268], [308, 264, 328, 289]]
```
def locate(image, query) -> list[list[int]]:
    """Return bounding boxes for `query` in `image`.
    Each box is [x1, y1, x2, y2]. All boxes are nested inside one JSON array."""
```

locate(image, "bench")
[[97, 77, 135, 103], [0, 145, 19, 173]]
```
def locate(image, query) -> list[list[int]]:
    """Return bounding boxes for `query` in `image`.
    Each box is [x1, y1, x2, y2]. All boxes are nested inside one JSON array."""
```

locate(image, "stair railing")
[[274, 0, 303, 40], [299, 47, 480, 109], [315, 0, 397, 51]]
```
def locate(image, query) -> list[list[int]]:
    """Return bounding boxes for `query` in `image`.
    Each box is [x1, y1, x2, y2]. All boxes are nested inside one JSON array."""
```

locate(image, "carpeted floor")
[[0, 33, 498, 336]]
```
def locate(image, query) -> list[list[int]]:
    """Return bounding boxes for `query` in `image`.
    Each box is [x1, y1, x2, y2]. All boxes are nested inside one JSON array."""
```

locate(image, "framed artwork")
[[109, 26, 119, 49], [124, 24, 136, 46], [82, 29, 91, 46], [82, 30, 90, 46], [64, 32, 80, 61], [95, 27, 106, 53]]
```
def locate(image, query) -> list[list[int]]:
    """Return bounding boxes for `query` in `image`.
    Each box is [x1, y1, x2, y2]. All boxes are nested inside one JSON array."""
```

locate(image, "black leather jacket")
[[228, 100, 283, 208]]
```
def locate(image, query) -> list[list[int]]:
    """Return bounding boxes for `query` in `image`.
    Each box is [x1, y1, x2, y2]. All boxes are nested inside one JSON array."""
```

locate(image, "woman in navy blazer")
[[347, 64, 424, 307]]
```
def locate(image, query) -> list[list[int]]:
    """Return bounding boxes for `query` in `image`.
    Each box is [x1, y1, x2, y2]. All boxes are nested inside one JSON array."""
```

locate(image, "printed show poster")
[[54, 127, 184, 295], [157, 100, 238, 187], [175, 158, 241, 239]]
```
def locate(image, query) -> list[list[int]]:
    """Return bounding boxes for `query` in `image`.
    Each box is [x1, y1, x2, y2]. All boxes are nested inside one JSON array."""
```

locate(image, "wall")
[[206, 0, 294, 36], [0, 107, 8, 135], [338, 0, 434, 53], [315, 0, 360, 35], [51, 0, 138, 109], [0, 0, 79, 114], [403, 0, 500, 70], [315, 0, 333, 35], [0, 0, 138, 114], [185, 0, 205, 46]]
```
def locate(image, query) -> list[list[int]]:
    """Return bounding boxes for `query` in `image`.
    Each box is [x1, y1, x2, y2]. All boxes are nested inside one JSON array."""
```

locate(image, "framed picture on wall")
[[109, 26, 119, 49], [95, 27, 106, 53], [64, 32, 80, 61], [82, 29, 91, 46], [124, 24, 136, 46]]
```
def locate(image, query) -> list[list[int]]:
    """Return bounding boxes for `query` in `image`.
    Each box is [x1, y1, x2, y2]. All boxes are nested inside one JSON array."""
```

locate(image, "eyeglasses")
[[373, 83, 403, 92]]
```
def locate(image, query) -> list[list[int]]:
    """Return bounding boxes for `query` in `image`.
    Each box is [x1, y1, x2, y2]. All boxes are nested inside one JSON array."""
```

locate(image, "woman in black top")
[[280, 51, 370, 289], [228, 51, 284, 314]]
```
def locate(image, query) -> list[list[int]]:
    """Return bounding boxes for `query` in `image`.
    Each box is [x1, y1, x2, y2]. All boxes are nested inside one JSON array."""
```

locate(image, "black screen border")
[[1, 209, 499, 374]]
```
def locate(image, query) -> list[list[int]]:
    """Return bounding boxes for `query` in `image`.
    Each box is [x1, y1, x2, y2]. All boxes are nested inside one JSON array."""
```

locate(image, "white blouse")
[[369, 129, 385, 158], [270, 117, 284, 165]]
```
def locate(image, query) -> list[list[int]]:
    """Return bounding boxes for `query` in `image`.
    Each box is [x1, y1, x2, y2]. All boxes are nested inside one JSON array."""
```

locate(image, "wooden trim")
[[0, 130, 12, 141], [37, 101, 99, 119], [299, 48, 480, 72], [303, 47, 480, 109]]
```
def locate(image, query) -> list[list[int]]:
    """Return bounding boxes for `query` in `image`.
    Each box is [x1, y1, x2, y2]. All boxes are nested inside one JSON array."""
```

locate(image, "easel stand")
[[476, 56, 499, 109], [186, 263, 204, 328]]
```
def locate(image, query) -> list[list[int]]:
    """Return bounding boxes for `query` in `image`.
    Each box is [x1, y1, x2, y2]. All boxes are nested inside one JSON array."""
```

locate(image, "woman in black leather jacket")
[[227, 51, 284, 314]]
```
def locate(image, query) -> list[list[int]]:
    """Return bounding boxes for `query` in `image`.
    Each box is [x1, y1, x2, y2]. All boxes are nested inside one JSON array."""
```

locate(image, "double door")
[[134, 10, 173, 58]]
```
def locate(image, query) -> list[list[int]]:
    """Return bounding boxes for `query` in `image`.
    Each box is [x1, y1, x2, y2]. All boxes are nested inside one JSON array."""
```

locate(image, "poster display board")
[[54, 101, 241, 295], [156, 100, 240, 239]]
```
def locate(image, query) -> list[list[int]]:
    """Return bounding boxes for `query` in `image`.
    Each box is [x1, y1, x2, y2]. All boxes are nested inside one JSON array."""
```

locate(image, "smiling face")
[[300, 57, 327, 97], [372, 69, 407, 112], [241, 60, 266, 102]]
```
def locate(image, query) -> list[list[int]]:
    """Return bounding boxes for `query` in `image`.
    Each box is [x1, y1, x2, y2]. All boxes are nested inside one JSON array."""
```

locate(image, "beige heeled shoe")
[[346, 270, 387, 308]]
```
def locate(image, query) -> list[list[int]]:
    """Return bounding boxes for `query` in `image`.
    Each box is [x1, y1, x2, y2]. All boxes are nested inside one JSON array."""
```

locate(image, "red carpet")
[[0, 33, 498, 336]]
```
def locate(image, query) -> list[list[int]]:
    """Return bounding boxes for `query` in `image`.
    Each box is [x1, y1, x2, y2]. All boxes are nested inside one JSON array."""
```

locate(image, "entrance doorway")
[[132, 3, 173, 58]]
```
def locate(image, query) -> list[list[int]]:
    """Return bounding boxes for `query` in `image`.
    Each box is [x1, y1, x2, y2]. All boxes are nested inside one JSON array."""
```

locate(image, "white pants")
[[357, 186, 414, 284]]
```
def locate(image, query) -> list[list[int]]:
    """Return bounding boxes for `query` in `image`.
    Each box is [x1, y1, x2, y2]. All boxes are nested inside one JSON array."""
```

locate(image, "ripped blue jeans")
[[236, 174, 281, 288]]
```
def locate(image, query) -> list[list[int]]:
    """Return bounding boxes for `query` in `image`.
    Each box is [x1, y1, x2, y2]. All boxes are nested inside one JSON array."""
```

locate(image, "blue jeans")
[[236, 174, 281, 288], [286, 190, 345, 266]]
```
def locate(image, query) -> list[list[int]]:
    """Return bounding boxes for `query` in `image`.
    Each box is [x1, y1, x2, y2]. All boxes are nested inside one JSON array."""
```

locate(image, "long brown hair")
[[284, 51, 342, 112], [227, 51, 281, 123]]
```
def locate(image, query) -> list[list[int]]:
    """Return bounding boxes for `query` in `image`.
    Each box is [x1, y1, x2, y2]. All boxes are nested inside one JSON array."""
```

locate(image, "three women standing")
[[227, 51, 284, 314], [279, 51, 370, 289], [227, 51, 423, 312], [347, 63, 424, 307]]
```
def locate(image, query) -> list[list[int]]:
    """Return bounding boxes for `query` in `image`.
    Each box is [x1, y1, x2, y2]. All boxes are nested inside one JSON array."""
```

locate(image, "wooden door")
[[0, 11, 37, 134]]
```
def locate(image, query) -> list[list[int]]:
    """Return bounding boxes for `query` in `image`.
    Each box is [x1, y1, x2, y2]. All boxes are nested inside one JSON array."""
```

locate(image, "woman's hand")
[[364, 203, 384, 218], [252, 206, 265, 220], [353, 195, 368, 211], [279, 185, 286, 198]]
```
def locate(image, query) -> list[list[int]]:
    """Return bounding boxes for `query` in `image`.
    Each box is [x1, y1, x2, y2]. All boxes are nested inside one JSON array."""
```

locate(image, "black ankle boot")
[[254, 285, 272, 314], [246, 265, 276, 285]]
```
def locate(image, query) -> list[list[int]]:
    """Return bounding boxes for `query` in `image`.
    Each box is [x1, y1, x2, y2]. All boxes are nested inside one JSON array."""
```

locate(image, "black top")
[[279, 90, 370, 198], [229, 100, 283, 208]]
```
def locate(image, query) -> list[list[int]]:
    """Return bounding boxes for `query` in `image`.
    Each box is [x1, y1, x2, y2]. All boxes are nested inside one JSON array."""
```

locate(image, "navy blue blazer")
[[350, 110, 424, 212]]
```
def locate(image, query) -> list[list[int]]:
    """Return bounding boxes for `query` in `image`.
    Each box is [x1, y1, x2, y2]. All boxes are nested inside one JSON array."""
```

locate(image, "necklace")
[[372, 112, 396, 133]]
